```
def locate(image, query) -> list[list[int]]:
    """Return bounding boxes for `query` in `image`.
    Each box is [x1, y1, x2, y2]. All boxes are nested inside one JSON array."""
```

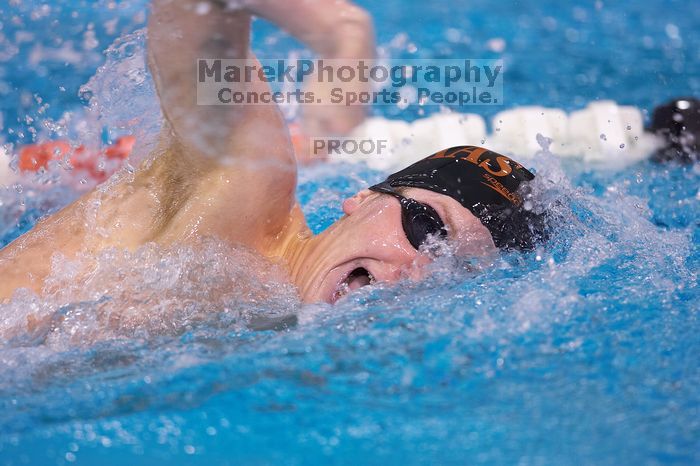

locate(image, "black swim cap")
[[649, 97, 700, 163], [371, 146, 546, 250]]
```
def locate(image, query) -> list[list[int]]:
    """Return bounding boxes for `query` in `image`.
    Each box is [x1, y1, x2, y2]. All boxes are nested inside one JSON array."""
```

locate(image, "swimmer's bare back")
[[0, 0, 374, 302]]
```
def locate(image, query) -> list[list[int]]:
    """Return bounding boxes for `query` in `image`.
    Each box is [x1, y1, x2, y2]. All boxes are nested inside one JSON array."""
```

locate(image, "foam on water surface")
[[1, 238, 299, 350]]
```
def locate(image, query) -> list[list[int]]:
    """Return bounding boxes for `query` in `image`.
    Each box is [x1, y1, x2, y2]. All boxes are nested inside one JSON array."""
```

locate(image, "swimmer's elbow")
[[327, 5, 375, 57], [248, 0, 374, 58], [338, 5, 372, 31]]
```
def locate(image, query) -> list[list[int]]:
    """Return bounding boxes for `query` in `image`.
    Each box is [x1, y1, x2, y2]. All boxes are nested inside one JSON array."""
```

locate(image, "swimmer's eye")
[[398, 196, 448, 250], [369, 184, 448, 250]]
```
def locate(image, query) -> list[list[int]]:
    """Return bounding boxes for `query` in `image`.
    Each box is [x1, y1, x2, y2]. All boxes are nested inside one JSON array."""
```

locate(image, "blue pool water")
[[1, 0, 699, 465]]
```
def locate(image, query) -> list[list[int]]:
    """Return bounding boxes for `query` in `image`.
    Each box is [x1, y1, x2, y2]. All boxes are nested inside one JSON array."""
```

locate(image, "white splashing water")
[[78, 28, 162, 164], [1, 238, 299, 351]]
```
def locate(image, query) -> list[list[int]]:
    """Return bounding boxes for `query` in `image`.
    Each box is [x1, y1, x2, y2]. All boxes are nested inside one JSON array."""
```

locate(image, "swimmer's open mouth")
[[333, 267, 375, 302]]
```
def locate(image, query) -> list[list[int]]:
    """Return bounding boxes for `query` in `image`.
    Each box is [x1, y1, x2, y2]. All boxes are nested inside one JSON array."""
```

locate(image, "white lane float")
[[565, 101, 655, 163], [341, 112, 487, 171], [489, 106, 568, 156], [332, 100, 661, 170]]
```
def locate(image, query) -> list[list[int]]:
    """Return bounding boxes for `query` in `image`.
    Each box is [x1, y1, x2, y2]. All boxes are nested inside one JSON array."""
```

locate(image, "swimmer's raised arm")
[[249, 0, 373, 59], [148, 0, 294, 167], [147, 0, 374, 165], [144, 0, 376, 247], [249, 0, 376, 136]]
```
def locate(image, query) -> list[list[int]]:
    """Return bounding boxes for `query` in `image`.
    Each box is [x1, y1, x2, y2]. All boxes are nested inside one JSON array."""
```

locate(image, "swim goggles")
[[369, 182, 448, 250]]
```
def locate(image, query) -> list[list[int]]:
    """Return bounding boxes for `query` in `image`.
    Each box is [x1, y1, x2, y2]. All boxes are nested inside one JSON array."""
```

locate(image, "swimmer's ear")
[[342, 189, 374, 215]]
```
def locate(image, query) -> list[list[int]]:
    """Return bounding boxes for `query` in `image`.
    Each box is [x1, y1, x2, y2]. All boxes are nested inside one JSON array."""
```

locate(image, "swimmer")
[[0, 0, 547, 305]]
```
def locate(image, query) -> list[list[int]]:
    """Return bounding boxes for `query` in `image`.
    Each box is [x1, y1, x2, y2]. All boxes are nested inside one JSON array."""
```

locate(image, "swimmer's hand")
[[249, 1, 375, 163], [294, 4, 375, 135]]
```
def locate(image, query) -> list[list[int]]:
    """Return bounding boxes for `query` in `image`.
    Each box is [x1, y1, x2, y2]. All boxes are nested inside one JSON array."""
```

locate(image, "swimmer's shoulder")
[[0, 195, 91, 299], [134, 142, 298, 249]]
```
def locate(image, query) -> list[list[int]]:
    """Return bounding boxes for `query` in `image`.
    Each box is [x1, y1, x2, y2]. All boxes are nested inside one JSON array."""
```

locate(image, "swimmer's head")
[[369, 145, 546, 250], [298, 146, 548, 304]]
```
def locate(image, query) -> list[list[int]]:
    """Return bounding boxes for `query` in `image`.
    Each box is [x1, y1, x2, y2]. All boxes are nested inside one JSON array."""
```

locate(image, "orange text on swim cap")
[[429, 146, 524, 177]]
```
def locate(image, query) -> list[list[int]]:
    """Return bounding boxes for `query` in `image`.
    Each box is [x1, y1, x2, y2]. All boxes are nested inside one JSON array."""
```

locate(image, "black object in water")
[[649, 97, 700, 163]]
